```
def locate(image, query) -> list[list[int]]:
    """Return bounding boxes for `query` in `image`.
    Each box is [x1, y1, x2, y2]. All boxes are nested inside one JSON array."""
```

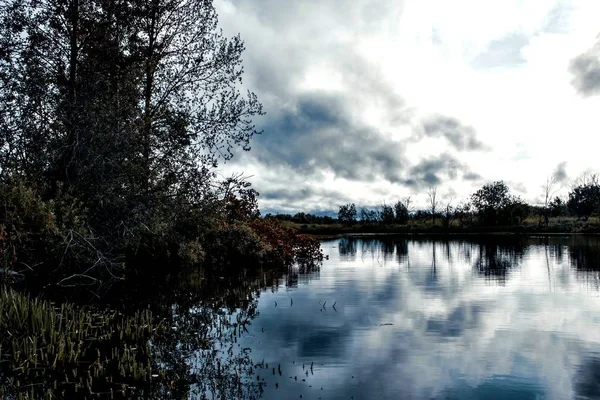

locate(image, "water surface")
[[233, 236, 600, 399]]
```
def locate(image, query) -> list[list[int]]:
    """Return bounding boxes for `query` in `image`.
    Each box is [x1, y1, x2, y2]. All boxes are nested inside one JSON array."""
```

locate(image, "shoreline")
[[296, 223, 600, 239]]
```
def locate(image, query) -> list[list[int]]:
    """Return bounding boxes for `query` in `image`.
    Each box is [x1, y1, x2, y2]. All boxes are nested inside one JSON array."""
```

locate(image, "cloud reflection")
[[239, 236, 600, 399]]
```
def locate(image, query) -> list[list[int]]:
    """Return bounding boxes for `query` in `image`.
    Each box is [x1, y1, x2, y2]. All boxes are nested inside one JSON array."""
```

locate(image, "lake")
[[218, 235, 600, 400]]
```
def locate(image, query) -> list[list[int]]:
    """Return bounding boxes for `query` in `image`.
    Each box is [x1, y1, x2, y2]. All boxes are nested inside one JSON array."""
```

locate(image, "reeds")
[[0, 286, 162, 398]]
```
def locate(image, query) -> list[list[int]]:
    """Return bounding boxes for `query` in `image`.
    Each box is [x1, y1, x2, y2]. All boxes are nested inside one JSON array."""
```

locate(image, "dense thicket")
[[0, 0, 320, 289]]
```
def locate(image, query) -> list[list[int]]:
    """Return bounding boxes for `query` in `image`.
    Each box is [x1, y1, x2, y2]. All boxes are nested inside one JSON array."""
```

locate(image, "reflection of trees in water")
[[382, 240, 395, 257], [396, 240, 409, 264], [566, 238, 600, 291], [360, 239, 378, 258], [575, 355, 600, 399], [568, 237, 600, 271], [134, 273, 271, 399], [338, 238, 357, 259], [471, 239, 526, 283], [285, 264, 320, 288], [95, 267, 305, 399], [0, 270, 272, 400], [338, 237, 410, 265]]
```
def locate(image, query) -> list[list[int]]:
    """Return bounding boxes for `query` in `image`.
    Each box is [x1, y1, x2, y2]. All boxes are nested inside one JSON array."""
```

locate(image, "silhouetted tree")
[[338, 203, 357, 225], [568, 175, 600, 220], [454, 202, 472, 227], [427, 187, 438, 224], [541, 174, 559, 226], [360, 207, 379, 223], [393, 200, 409, 224], [441, 200, 454, 228], [549, 196, 567, 218], [0, 0, 275, 284], [471, 181, 527, 225], [380, 203, 394, 224]]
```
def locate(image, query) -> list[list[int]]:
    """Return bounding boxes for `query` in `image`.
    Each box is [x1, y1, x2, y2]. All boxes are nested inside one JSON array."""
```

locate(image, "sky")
[[213, 0, 600, 215]]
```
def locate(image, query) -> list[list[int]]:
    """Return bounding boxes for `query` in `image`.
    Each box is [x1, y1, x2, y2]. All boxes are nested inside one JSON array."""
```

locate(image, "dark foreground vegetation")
[[0, 0, 322, 397], [267, 179, 600, 235], [0, 0, 321, 292]]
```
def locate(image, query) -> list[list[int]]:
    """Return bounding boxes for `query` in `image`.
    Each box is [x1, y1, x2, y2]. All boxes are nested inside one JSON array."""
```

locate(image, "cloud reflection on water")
[[237, 236, 600, 400]]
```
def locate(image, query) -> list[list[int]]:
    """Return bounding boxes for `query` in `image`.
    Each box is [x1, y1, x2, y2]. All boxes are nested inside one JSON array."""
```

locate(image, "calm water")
[[228, 236, 600, 400]]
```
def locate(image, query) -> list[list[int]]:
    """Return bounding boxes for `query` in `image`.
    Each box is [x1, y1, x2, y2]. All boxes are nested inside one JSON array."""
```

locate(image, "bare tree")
[[571, 173, 599, 190], [427, 187, 438, 225], [542, 174, 559, 227], [441, 197, 454, 228]]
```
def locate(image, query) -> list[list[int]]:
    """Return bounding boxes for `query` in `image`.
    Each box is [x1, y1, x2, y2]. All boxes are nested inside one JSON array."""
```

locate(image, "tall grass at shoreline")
[[0, 286, 162, 398]]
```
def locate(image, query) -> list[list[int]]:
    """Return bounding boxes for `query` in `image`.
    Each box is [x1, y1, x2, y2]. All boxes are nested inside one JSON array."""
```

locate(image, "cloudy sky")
[[214, 0, 600, 215]]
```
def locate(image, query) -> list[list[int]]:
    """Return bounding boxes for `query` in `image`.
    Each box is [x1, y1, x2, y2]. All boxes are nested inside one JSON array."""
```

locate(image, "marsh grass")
[[0, 286, 163, 399]]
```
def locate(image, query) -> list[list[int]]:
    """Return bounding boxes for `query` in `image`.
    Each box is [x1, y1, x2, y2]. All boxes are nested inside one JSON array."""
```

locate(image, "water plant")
[[0, 287, 162, 398]]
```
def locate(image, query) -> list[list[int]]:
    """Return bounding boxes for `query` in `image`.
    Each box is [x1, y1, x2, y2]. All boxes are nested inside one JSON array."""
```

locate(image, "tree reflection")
[[339, 237, 411, 266], [338, 237, 357, 260], [2, 265, 300, 400], [395, 239, 409, 264], [568, 236, 600, 271], [472, 238, 526, 283], [575, 355, 600, 399]]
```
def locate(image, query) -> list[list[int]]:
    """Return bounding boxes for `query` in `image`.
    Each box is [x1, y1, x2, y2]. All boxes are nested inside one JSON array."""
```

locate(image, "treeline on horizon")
[[266, 176, 600, 229]]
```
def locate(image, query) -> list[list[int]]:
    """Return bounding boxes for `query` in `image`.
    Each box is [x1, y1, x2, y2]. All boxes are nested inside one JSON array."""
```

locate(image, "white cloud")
[[215, 0, 600, 212]]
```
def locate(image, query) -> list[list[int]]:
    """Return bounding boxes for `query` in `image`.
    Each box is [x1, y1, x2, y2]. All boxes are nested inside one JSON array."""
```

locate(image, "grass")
[[0, 286, 163, 399]]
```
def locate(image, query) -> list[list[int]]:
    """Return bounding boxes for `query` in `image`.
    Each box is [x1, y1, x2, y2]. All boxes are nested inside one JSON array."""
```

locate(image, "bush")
[[0, 179, 324, 291]]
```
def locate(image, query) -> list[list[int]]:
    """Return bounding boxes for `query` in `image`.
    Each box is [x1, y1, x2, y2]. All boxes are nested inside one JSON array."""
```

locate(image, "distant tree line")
[[334, 177, 600, 227], [264, 212, 337, 225]]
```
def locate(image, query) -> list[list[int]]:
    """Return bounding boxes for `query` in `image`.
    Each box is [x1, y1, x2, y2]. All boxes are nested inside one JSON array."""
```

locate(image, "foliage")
[[264, 213, 336, 225], [568, 179, 600, 220], [248, 219, 323, 267], [471, 181, 529, 226], [380, 203, 395, 224], [550, 196, 567, 217], [338, 203, 357, 225], [393, 200, 409, 224], [0, 0, 324, 289], [441, 203, 454, 228], [360, 207, 380, 223]]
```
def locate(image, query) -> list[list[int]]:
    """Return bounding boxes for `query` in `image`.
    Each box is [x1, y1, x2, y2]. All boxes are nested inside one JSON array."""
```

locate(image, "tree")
[[549, 196, 567, 218], [338, 203, 357, 225], [393, 200, 409, 224], [380, 203, 394, 224], [454, 201, 472, 227], [1, 0, 263, 207], [360, 207, 379, 224], [0, 0, 267, 282], [541, 174, 559, 227], [471, 181, 523, 226], [441, 199, 454, 228], [427, 187, 438, 225], [567, 176, 600, 220]]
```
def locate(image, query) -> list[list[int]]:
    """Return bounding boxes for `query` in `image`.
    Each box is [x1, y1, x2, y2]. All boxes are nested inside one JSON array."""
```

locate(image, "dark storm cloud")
[[406, 153, 481, 189], [252, 92, 406, 183], [471, 32, 530, 69], [570, 43, 600, 97], [261, 186, 351, 205], [421, 115, 488, 151], [553, 161, 568, 183]]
